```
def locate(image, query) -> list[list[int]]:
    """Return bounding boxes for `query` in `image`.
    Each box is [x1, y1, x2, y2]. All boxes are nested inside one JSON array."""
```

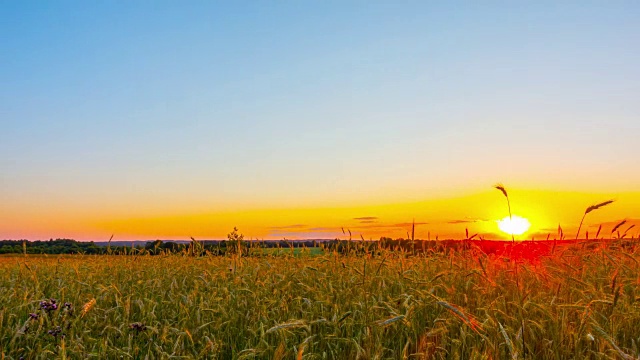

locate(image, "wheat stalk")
[[498, 321, 518, 360], [494, 184, 514, 243], [265, 320, 307, 334], [621, 224, 635, 239], [611, 219, 627, 238], [575, 200, 614, 240]]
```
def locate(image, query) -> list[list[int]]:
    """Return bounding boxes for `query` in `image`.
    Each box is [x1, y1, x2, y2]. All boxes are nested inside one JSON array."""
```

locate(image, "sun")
[[497, 215, 531, 236]]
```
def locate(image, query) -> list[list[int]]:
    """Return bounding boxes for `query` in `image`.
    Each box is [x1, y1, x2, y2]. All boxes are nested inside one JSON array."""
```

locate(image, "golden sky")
[[3, 187, 638, 241]]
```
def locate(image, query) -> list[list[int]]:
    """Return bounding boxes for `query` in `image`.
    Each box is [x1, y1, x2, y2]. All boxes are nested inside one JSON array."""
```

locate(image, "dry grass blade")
[[273, 342, 286, 360], [622, 224, 635, 238], [107, 234, 114, 255], [437, 301, 482, 334], [498, 321, 517, 360], [297, 336, 316, 360], [411, 219, 415, 242], [376, 315, 405, 326], [265, 320, 307, 334], [591, 322, 634, 360], [611, 220, 627, 235]]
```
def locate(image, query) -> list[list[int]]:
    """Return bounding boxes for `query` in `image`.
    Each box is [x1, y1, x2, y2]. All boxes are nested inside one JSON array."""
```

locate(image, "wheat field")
[[1, 242, 639, 359]]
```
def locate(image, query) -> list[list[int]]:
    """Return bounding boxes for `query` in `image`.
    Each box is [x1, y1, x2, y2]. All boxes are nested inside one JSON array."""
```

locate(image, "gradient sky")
[[2, 2, 639, 241]]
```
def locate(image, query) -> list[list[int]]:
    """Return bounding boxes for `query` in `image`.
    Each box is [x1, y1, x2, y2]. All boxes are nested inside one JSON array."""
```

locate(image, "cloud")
[[448, 220, 474, 224], [447, 218, 488, 224], [353, 216, 378, 221], [267, 228, 342, 239], [267, 224, 308, 230], [392, 222, 429, 227], [351, 222, 428, 229]]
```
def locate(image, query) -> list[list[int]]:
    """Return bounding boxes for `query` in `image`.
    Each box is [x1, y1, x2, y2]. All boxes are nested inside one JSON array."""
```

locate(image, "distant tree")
[[145, 240, 164, 254], [162, 241, 183, 252], [227, 227, 244, 255]]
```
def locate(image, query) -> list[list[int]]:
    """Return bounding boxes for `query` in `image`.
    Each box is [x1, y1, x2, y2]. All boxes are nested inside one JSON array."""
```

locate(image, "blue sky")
[[1, 2, 639, 239]]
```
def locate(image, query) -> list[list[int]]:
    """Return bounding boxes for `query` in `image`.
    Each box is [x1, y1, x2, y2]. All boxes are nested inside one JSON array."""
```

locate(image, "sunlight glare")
[[497, 215, 531, 236]]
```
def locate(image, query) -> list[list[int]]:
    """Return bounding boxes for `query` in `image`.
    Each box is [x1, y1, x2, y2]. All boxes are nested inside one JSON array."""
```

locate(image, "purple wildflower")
[[63, 302, 73, 315], [47, 326, 64, 338], [129, 322, 147, 332], [29, 313, 39, 320], [39, 299, 59, 312]]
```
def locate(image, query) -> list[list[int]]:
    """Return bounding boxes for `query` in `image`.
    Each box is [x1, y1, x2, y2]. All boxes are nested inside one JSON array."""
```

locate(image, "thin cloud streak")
[[447, 218, 489, 224], [267, 224, 308, 230]]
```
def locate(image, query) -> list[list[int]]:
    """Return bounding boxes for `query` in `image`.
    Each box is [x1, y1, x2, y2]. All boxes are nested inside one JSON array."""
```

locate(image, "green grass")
[[1, 242, 639, 359], [255, 247, 324, 257]]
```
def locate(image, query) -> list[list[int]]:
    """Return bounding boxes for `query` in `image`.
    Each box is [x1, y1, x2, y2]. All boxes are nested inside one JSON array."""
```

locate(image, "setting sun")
[[498, 215, 531, 236]]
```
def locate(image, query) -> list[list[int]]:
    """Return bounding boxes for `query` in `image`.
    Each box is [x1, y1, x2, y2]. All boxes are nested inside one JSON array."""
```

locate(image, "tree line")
[[0, 230, 470, 256], [0, 239, 106, 254]]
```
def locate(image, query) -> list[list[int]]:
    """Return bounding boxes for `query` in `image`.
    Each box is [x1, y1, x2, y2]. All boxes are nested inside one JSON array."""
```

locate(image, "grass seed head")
[[81, 298, 96, 318], [494, 184, 508, 198], [585, 200, 614, 214], [611, 220, 627, 235]]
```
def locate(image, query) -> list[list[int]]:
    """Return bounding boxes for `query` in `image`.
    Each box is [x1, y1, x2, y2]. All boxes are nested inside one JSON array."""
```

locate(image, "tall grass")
[[2, 240, 640, 359], [575, 200, 614, 240], [494, 184, 514, 243]]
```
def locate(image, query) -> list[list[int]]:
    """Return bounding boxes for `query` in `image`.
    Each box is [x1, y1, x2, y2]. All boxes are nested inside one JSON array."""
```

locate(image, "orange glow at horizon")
[[2, 188, 638, 242]]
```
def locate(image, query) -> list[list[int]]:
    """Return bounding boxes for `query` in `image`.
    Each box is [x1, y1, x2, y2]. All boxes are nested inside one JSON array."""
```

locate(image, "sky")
[[1, 1, 639, 241]]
